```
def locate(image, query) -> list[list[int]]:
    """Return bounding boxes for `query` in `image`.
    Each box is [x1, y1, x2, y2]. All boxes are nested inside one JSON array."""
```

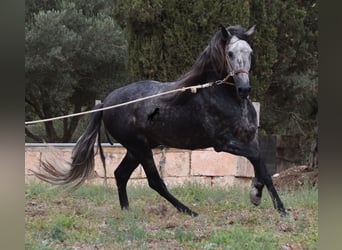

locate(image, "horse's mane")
[[227, 25, 251, 43], [166, 25, 249, 104], [176, 25, 250, 88], [175, 30, 227, 89]]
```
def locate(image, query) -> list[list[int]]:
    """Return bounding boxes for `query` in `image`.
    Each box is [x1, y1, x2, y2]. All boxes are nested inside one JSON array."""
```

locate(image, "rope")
[[25, 81, 230, 126]]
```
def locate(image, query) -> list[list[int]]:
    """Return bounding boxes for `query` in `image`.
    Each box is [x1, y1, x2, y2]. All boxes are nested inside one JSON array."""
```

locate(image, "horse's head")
[[221, 25, 255, 99]]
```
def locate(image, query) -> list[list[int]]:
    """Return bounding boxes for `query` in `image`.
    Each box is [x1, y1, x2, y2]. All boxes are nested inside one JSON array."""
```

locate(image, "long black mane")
[[167, 25, 250, 104], [227, 25, 253, 43], [175, 25, 251, 89]]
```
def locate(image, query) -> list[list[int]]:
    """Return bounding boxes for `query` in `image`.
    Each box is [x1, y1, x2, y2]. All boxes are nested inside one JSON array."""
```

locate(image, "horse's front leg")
[[215, 139, 286, 216], [248, 155, 286, 216]]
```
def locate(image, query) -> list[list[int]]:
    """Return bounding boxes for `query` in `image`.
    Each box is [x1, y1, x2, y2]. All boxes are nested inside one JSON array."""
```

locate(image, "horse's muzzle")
[[237, 87, 251, 99]]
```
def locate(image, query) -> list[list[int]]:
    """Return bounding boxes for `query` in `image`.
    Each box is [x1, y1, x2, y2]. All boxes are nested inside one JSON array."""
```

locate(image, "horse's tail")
[[33, 103, 105, 192]]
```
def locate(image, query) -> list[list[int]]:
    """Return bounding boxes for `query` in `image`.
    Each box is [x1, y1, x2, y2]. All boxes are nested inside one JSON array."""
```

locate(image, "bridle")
[[192, 38, 251, 92], [227, 62, 249, 77], [218, 59, 249, 87], [220, 43, 250, 87]]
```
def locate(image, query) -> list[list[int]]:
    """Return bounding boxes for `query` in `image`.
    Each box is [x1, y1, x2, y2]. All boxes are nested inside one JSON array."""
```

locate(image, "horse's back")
[[103, 80, 168, 104], [101, 80, 175, 144], [100, 80, 210, 148]]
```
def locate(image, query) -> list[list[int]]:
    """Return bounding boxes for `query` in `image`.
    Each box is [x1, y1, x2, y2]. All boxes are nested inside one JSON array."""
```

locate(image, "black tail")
[[32, 104, 104, 192]]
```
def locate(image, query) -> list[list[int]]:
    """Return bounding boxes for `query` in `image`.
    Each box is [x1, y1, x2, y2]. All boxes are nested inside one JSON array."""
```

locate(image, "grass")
[[25, 180, 318, 249]]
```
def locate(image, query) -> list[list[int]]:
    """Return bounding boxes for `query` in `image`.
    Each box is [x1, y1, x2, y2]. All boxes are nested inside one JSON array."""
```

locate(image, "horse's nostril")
[[237, 87, 251, 98], [238, 87, 249, 93]]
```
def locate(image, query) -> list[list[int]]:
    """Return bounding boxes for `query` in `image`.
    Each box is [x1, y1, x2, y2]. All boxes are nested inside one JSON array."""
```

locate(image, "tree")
[[25, 0, 127, 142], [261, 0, 318, 135], [113, 0, 318, 166], [250, 0, 318, 167], [113, 0, 250, 82], [248, 0, 280, 102]]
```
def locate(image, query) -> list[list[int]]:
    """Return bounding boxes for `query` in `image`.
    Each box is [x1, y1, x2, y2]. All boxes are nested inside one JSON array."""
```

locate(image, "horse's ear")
[[245, 24, 256, 37], [220, 25, 231, 40]]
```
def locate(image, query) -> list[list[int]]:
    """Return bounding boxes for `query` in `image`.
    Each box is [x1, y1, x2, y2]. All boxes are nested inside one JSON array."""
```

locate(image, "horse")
[[33, 25, 286, 217]]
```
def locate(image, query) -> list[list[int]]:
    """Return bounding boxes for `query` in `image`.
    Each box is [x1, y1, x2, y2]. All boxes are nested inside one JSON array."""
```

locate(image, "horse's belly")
[[146, 119, 211, 150]]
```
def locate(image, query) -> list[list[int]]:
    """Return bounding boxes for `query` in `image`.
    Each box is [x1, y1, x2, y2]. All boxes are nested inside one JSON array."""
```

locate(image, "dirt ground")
[[272, 165, 318, 192], [26, 165, 318, 249]]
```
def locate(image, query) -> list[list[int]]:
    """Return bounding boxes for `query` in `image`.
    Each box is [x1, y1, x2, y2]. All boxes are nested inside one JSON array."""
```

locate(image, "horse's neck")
[[177, 70, 223, 88]]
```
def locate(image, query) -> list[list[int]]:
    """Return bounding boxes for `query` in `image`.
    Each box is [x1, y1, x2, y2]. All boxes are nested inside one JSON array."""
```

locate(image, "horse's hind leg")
[[127, 143, 198, 217], [114, 151, 139, 209]]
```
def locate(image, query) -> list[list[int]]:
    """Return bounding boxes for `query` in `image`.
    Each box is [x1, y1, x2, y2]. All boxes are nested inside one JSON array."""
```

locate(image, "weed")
[[104, 211, 147, 244], [204, 227, 279, 250], [73, 184, 113, 205], [174, 226, 196, 243], [25, 180, 62, 200], [25, 181, 318, 249], [48, 213, 76, 241]]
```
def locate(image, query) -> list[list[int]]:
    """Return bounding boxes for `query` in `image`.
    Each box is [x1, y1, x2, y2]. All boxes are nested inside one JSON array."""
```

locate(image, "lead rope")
[[25, 78, 235, 126]]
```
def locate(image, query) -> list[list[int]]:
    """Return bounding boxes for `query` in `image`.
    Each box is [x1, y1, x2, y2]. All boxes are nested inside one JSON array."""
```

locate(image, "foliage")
[[111, 0, 318, 165], [25, 0, 127, 142], [251, 0, 318, 137], [25, 1, 318, 166], [264, 71, 318, 136], [25, 181, 318, 249], [113, 0, 250, 82], [259, 1, 318, 166], [248, 0, 280, 101]]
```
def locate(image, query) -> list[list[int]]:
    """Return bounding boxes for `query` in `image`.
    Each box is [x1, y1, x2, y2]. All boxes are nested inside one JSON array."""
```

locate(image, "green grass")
[[203, 227, 279, 250], [25, 180, 318, 250]]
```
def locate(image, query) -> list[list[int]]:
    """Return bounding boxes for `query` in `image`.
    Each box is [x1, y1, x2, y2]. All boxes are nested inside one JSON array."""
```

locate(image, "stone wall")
[[25, 144, 254, 188], [25, 103, 260, 188]]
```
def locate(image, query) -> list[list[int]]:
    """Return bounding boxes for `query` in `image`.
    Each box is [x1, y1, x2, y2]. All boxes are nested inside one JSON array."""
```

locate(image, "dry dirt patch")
[[273, 165, 318, 191]]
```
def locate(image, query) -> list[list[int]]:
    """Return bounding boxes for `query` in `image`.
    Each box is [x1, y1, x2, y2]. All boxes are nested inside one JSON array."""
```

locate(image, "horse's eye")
[[228, 51, 234, 58]]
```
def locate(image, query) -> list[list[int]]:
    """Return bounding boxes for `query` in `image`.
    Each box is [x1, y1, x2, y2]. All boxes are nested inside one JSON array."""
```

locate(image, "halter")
[[217, 58, 249, 87], [218, 42, 250, 87], [226, 54, 249, 77]]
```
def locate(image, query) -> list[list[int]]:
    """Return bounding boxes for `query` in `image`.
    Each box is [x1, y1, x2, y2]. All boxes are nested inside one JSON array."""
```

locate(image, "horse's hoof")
[[279, 208, 287, 217], [249, 187, 261, 206], [181, 208, 198, 217], [186, 209, 199, 217], [190, 211, 199, 217]]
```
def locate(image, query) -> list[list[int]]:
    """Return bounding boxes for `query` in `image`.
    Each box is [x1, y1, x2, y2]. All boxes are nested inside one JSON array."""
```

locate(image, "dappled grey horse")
[[34, 25, 286, 217]]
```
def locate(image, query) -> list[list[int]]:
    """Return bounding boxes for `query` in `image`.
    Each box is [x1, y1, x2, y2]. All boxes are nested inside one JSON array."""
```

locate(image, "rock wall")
[[25, 143, 254, 188]]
